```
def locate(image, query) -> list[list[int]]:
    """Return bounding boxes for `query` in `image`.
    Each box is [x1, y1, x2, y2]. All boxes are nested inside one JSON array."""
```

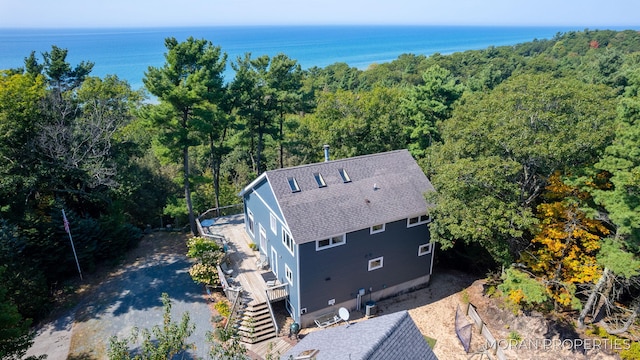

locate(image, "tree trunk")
[[279, 107, 284, 169], [578, 267, 611, 328], [182, 110, 196, 235], [209, 126, 227, 217], [256, 121, 263, 174], [599, 299, 640, 335], [593, 269, 616, 323], [184, 145, 196, 236]]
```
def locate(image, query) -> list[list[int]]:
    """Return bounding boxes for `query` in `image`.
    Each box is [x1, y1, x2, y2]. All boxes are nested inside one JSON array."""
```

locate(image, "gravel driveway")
[[27, 232, 214, 360]]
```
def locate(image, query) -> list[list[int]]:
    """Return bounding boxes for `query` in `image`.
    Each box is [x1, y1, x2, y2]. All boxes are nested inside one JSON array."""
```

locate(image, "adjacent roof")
[[243, 149, 434, 244], [281, 310, 438, 360]]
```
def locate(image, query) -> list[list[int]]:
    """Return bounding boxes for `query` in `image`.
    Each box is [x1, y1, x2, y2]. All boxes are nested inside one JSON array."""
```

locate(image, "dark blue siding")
[[298, 218, 432, 313]]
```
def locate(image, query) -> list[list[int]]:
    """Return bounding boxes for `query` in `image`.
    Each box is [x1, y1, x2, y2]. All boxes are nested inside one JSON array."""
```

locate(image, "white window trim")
[[418, 243, 433, 256], [407, 214, 431, 228], [270, 212, 277, 234], [285, 264, 293, 286], [271, 247, 278, 276], [368, 256, 384, 271], [259, 224, 267, 255], [315, 234, 346, 251], [282, 229, 295, 256], [370, 223, 386, 234], [247, 209, 255, 235]]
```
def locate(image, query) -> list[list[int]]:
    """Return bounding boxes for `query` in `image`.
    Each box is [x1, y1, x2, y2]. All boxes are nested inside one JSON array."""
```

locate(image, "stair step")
[[242, 307, 269, 315], [242, 314, 271, 324], [238, 321, 274, 333], [240, 329, 277, 344], [245, 303, 268, 310]]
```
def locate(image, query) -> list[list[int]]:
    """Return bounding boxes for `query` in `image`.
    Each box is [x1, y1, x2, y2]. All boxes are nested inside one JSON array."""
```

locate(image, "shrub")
[[497, 268, 549, 312], [188, 263, 219, 286], [214, 300, 231, 318]]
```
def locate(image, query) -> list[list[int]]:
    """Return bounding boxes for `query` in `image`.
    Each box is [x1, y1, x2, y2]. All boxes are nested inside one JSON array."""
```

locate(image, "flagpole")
[[62, 209, 83, 281]]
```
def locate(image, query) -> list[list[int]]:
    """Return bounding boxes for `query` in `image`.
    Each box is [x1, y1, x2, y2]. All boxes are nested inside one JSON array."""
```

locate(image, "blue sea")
[[0, 26, 628, 90]]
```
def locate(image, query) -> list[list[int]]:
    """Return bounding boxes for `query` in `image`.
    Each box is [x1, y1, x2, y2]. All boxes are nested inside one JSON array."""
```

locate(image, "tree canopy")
[[2, 28, 640, 348]]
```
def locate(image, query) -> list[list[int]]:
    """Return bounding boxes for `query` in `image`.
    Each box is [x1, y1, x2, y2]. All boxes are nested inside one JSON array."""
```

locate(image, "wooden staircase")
[[235, 301, 277, 344]]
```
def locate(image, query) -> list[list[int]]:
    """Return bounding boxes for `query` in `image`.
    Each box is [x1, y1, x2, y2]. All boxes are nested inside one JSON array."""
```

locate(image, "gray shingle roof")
[[263, 149, 434, 244], [281, 310, 439, 360]]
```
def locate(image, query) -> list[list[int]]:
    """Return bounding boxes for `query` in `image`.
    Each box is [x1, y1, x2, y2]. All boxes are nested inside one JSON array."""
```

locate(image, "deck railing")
[[196, 204, 243, 241], [198, 204, 244, 220], [266, 283, 289, 302]]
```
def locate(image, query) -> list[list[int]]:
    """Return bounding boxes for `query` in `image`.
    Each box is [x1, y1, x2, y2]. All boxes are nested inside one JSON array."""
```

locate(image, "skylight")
[[338, 168, 351, 183], [313, 172, 327, 188], [287, 177, 301, 192]]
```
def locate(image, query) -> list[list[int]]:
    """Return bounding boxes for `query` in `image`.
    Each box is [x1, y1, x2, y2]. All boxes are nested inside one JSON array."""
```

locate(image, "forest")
[[1, 28, 640, 358]]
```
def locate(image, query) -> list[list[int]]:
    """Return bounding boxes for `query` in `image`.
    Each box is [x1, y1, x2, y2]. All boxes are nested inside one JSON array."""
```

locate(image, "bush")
[[497, 268, 549, 312], [214, 300, 231, 318]]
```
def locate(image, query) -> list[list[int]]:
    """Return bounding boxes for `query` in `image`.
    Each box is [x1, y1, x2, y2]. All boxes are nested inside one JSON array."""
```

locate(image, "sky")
[[0, 0, 638, 28]]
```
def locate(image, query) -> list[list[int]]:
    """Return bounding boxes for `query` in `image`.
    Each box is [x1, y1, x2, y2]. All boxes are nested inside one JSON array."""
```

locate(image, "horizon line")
[[1, 24, 639, 30]]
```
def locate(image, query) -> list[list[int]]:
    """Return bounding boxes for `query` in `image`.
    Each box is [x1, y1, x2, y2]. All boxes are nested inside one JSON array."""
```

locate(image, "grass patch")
[[424, 336, 437, 349]]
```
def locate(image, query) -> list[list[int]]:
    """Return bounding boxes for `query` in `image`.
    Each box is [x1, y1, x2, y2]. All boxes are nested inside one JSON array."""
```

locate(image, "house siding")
[[242, 178, 301, 321], [298, 218, 432, 315]]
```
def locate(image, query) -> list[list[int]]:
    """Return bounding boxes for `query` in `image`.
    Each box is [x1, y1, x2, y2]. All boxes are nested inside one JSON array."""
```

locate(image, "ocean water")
[[0, 26, 617, 90]]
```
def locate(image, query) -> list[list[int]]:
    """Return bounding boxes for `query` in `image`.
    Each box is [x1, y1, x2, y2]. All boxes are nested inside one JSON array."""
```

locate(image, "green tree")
[[144, 37, 227, 234], [400, 65, 463, 157], [430, 73, 617, 264], [229, 54, 272, 174], [107, 293, 195, 359], [576, 68, 640, 330], [40, 45, 94, 97], [0, 71, 46, 218], [0, 266, 39, 360], [266, 54, 303, 168], [207, 328, 248, 360], [298, 86, 407, 160]]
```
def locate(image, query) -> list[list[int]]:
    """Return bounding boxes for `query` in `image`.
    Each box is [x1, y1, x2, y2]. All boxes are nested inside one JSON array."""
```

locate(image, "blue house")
[[239, 149, 435, 327]]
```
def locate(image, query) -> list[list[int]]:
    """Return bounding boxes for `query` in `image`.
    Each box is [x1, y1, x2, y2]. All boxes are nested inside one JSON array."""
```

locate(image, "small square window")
[[418, 243, 432, 256], [368, 256, 384, 271], [331, 235, 344, 244], [370, 223, 385, 234], [318, 239, 330, 248]]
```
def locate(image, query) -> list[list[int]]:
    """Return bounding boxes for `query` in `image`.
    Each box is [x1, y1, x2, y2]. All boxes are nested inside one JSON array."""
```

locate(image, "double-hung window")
[[270, 212, 277, 234], [247, 210, 255, 235], [283, 229, 294, 255], [285, 264, 293, 285]]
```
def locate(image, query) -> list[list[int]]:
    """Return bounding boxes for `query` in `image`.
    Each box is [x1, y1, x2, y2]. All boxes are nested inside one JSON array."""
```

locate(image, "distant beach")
[[0, 26, 629, 89]]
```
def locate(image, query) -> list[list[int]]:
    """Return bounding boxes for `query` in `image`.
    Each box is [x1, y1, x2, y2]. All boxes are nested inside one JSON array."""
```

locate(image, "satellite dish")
[[338, 307, 350, 321]]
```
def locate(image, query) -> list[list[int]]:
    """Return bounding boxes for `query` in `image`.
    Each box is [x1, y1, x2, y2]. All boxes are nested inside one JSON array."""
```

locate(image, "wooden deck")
[[205, 213, 297, 359], [211, 214, 275, 305]]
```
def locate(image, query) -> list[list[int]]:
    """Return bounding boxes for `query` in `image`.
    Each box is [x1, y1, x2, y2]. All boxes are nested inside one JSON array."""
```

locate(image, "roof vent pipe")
[[323, 144, 330, 162]]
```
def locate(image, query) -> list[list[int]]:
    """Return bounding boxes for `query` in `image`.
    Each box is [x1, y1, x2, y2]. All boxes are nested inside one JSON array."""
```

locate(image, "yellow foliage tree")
[[521, 172, 610, 309]]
